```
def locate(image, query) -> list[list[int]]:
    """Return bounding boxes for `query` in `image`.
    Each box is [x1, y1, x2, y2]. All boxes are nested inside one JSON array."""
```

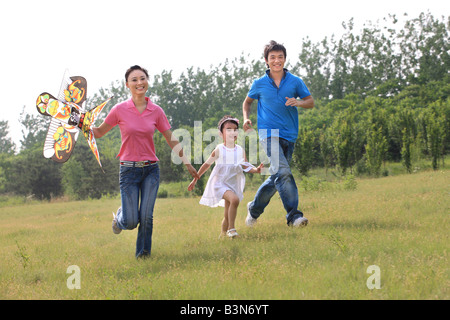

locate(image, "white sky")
[[0, 0, 448, 148]]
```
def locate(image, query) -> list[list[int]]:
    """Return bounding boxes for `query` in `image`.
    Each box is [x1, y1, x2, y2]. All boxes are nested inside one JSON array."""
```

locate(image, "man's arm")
[[242, 96, 255, 132], [285, 95, 314, 109]]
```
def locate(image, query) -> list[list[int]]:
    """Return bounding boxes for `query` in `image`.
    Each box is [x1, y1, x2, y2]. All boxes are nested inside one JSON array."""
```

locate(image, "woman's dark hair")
[[263, 40, 287, 61], [125, 65, 149, 82]]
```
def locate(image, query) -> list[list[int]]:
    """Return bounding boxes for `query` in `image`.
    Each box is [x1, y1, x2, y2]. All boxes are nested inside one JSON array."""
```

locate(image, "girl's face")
[[126, 70, 149, 96], [221, 121, 239, 144]]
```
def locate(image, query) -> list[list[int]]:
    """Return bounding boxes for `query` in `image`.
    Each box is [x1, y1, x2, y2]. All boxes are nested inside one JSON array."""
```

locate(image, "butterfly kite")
[[36, 71, 112, 172]]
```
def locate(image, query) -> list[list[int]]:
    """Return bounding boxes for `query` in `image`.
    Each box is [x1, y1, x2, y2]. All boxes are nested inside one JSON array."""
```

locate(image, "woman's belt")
[[120, 160, 157, 167]]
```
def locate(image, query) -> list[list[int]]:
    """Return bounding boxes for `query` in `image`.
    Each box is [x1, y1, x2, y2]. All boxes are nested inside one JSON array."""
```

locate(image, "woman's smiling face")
[[126, 69, 148, 96]]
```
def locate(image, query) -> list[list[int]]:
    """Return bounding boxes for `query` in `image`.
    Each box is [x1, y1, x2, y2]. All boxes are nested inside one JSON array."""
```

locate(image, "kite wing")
[[36, 92, 82, 127], [80, 97, 113, 171], [58, 73, 87, 107], [36, 73, 87, 123], [43, 118, 79, 163]]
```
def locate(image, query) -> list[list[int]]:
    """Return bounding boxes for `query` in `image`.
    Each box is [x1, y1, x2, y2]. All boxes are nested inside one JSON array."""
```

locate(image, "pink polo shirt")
[[104, 97, 171, 161]]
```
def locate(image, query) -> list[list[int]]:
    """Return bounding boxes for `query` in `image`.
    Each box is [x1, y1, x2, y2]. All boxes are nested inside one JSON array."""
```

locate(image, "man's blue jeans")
[[116, 163, 160, 258], [248, 137, 304, 225]]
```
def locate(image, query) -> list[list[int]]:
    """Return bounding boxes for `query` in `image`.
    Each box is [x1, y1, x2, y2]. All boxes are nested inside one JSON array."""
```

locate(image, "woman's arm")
[[188, 148, 218, 191], [93, 121, 113, 139], [161, 129, 199, 179]]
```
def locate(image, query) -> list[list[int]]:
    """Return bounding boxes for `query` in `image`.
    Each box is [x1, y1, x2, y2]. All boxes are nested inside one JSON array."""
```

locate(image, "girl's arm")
[[161, 129, 199, 179], [188, 148, 219, 191], [245, 163, 264, 174], [241, 149, 264, 174]]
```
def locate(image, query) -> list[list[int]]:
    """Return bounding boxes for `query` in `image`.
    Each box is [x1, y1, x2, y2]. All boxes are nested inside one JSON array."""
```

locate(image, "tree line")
[[0, 12, 448, 200]]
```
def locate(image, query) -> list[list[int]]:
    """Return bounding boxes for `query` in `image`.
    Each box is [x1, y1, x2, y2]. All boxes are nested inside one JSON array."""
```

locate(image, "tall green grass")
[[0, 170, 448, 299]]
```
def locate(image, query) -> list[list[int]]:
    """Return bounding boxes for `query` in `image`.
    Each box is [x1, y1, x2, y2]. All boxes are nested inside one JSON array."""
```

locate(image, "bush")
[[157, 188, 169, 198]]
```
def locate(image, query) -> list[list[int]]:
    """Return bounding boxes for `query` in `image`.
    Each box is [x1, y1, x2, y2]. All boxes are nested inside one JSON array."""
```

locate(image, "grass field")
[[0, 169, 448, 300]]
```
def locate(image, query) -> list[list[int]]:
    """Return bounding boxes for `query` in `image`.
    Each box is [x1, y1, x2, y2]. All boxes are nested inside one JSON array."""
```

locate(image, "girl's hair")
[[264, 40, 287, 61], [218, 115, 239, 132], [125, 65, 149, 82]]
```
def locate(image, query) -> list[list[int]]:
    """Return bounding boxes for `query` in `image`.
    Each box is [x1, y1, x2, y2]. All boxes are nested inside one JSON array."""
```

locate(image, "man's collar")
[[265, 68, 289, 78]]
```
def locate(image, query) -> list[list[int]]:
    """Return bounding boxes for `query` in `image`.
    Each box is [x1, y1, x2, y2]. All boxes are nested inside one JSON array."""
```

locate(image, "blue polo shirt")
[[248, 69, 311, 142]]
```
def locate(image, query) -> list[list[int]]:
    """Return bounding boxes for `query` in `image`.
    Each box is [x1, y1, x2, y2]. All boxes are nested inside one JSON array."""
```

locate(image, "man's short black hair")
[[264, 40, 287, 61]]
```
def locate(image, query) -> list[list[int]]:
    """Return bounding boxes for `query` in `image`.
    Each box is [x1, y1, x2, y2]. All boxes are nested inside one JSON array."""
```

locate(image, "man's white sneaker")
[[112, 212, 122, 234], [292, 216, 309, 227], [246, 202, 257, 227]]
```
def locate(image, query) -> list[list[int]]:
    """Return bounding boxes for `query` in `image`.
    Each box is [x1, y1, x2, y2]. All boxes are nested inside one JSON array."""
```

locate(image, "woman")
[[93, 65, 198, 259]]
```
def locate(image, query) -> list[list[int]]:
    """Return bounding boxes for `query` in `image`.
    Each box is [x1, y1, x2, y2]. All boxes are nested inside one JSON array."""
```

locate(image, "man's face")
[[265, 50, 286, 72]]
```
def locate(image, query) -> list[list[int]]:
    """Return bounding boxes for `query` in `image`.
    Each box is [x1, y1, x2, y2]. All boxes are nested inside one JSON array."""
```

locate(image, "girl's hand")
[[188, 178, 198, 191], [185, 164, 199, 180]]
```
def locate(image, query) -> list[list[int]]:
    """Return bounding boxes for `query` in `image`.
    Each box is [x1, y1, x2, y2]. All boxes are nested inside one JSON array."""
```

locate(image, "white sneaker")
[[112, 211, 122, 234], [292, 216, 309, 227], [245, 202, 257, 227], [226, 228, 239, 238]]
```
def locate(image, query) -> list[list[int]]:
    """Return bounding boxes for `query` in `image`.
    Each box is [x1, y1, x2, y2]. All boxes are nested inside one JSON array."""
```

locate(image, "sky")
[[0, 0, 448, 149]]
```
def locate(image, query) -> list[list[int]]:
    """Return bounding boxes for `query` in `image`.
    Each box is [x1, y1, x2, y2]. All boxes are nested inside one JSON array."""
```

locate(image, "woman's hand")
[[188, 178, 198, 191], [185, 164, 199, 180]]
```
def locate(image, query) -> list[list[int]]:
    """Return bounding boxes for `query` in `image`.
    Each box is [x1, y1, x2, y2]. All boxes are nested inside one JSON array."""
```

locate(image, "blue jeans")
[[116, 163, 160, 258], [248, 137, 303, 225]]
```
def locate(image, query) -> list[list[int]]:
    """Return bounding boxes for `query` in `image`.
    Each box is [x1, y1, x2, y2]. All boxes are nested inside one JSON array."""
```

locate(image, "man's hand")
[[286, 96, 315, 109], [243, 119, 253, 132], [285, 97, 300, 107], [242, 96, 255, 132], [256, 163, 264, 173]]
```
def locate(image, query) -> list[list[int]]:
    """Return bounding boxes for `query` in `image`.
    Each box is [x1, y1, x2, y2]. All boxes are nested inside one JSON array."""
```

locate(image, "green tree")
[[425, 107, 446, 170], [61, 159, 85, 200], [6, 145, 63, 200], [60, 143, 118, 199], [318, 126, 334, 175], [401, 127, 413, 173], [293, 127, 315, 176], [398, 12, 450, 85], [19, 107, 48, 151], [0, 120, 16, 154], [330, 105, 362, 174], [365, 125, 388, 176]]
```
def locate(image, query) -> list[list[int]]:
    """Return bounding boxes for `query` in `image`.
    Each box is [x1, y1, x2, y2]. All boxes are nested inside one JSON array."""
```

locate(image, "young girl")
[[188, 115, 263, 238]]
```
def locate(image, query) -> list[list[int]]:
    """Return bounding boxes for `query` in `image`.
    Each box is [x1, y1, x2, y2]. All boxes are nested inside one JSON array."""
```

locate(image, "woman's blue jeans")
[[248, 137, 304, 225], [116, 163, 160, 258]]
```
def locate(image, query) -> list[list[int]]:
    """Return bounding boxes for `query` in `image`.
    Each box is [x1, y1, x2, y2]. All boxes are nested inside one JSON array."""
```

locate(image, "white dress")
[[199, 144, 254, 208]]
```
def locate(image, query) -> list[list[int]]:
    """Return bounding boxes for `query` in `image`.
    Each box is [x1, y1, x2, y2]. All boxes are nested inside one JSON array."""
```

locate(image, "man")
[[243, 40, 314, 227]]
